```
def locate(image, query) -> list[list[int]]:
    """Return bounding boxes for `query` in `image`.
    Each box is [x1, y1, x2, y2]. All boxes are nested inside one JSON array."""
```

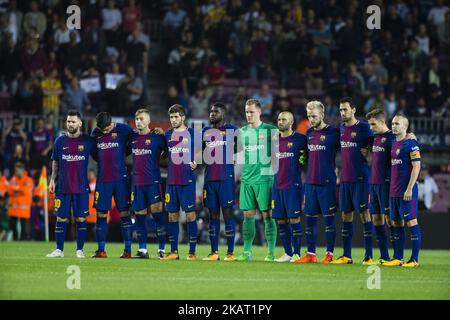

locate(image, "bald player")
[[384, 114, 421, 268], [272, 111, 307, 262]]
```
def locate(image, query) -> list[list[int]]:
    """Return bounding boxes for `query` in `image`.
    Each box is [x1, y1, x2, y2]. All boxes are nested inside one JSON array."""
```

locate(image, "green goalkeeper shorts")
[[239, 183, 273, 211]]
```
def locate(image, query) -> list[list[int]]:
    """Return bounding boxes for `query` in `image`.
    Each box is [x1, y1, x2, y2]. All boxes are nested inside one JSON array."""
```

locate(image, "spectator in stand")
[[304, 46, 324, 94], [122, 0, 142, 36], [418, 167, 440, 211], [406, 38, 428, 79], [181, 57, 203, 97], [206, 55, 225, 87], [40, 67, 63, 117], [8, 144, 28, 177], [4, 116, 27, 171], [271, 87, 293, 120], [3, 0, 23, 45], [117, 64, 143, 114], [416, 24, 433, 56], [83, 18, 106, 57], [58, 31, 83, 74], [22, 1, 47, 39], [25, 117, 53, 171], [252, 82, 273, 118], [428, 84, 445, 117], [427, 0, 450, 28], [62, 76, 92, 115], [53, 18, 80, 51], [189, 86, 209, 120], [45, 111, 56, 142], [163, 2, 187, 32], [421, 56, 447, 99], [0, 33, 21, 96], [248, 28, 270, 81], [209, 85, 233, 106], [437, 12, 450, 48], [312, 18, 332, 63], [7, 162, 34, 240], [167, 85, 189, 113], [21, 31, 47, 77], [102, 0, 123, 46]]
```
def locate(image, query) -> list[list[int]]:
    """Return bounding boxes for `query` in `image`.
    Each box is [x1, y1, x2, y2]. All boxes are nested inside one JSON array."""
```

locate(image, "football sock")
[[374, 224, 390, 260], [120, 215, 133, 252], [290, 222, 302, 255], [278, 223, 293, 256], [363, 221, 374, 258], [55, 220, 67, 251], [209, 219, 220, 252], [135, 214, 147, 251], [187, 220, 198, 254], [243, 217, 255, 253], [168, 221, 179, 252], [264, 217, 277, 255], [409, 224, 421, 262], [76, 220, 87, 251], [152, 212, 166, 252], [224, 218, 236, 253], [96, 216, 108, 252], [306, 216, 318, 254], [395, 226, 406, 260], [342, 221, 354, 258], [324, 214, 336, 253]]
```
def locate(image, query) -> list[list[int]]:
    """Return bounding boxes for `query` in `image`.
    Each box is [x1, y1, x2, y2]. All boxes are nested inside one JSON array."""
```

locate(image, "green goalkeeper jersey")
[[240, 122, 278, 184]]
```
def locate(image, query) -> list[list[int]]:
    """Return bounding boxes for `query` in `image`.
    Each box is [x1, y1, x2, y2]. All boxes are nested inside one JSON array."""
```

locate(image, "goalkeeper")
[[236, 99, 280, 262]]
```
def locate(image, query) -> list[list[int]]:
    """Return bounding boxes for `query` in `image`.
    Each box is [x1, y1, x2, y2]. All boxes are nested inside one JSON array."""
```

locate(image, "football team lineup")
[[42, 97, 424, 269]]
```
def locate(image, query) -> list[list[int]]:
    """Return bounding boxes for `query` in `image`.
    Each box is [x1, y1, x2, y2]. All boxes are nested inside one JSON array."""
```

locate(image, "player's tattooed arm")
[[49, 160, 58, 194]]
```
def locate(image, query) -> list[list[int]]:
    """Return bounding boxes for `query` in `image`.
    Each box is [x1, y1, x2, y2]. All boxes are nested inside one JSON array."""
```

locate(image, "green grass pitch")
[[1, 242, 450, 300]]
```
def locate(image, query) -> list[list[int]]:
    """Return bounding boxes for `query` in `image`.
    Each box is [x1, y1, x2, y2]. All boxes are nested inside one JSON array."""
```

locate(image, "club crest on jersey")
[[381, 137, 386, 143], [396, 149, 400, 155], [183, 138, 189, 144], [320, 135, 326, 141], [220, 131, 226, 136], [78, 145, 84, 151], [287, 142, 293, 149], [111, 133, 118, 139], [351, 132, 357, 138], [145, 139, 151, 145]]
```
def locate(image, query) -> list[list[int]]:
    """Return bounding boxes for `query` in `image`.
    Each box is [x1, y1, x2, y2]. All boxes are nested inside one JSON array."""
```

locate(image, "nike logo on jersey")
[[154, 195, 160, 199], [188, 205, 194, 209], [228, 200, 234, 204], [294, 211, 301, 214], [63, 147, 69, 150]]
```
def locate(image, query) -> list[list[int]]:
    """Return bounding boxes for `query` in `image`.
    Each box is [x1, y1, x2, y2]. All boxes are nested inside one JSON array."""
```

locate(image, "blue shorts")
[[369, 183, 390, 215], [54, 193, 89, 218], [94, 179, 130, 212], [203, 179, 235, 210], [131, 184, 163, 211], [272, 185, 302, 219], [304, 183, 337, 216], [339, 181, 369, 213], [390, 197, 418, 222], [165, 183, 196, 213]]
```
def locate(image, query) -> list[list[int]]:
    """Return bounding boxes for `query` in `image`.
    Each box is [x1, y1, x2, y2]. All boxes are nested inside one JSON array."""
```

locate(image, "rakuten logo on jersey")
[[62, 154, 86, 162], [132, 148, 152, 156], [244, 145, 265, 152], [391, 159, 403, 165], [169, 146, 189, 153], [275, 152, 294, 159], [341, 141, 357, 148], [372, 145, 385, 152], [206, 140, 227, 148], [308, 144, 326, 152], [98, 142, 119, 150]]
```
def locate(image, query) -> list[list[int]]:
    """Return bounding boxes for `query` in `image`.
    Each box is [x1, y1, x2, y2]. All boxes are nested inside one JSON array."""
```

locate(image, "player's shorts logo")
[[54, 199, 61, 209], [78, 145, 84, 151], [165, 193, 170, 203], [271, 200, 275, 209], [203, 190, 207, 199], [131, 192, 134, 202]]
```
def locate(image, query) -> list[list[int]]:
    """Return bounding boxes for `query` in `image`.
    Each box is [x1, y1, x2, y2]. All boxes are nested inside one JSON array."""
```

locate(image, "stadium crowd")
[[0, 0, 448, 243]]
